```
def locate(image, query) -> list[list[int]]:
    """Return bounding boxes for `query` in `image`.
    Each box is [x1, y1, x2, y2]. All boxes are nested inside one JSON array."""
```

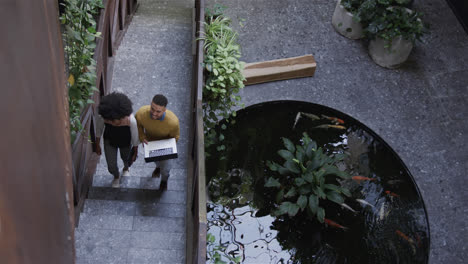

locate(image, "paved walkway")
[[217, 0, 467, 263], [75, 0, 193, 263]]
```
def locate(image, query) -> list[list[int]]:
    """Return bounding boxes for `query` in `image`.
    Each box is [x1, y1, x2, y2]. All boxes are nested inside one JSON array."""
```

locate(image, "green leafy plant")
[[207, 233, 242, 264], [264, 133, 351, 223], [200, 13, 245, 155], [60, 0, 103, 142], [342, 0, 412, 23], [365, 6, 425, 49]]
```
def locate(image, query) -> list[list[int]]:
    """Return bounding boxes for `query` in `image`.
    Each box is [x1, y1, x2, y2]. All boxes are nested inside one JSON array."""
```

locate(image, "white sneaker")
[[111, 178, 120, 188], [122, 169, 130, 177]]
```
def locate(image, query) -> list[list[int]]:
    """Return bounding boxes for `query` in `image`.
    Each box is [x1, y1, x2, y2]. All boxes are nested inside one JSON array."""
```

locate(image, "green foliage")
[[207, 233, 242, 264], [265, 133, 351, 223], [200, 12, 245, 155], [365, 7, 425, 49], [340, 0, 425, 50], [205, 3, 227, 18], [60, 0, 103, 142]]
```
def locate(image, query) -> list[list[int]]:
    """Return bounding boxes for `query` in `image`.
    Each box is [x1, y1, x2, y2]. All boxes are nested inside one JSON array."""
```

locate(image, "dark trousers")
[[104, 139, 131, 178]]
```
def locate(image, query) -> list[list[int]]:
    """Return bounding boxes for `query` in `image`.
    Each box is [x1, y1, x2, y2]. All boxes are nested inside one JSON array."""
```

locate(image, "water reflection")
[[206, 101, 429, 264]]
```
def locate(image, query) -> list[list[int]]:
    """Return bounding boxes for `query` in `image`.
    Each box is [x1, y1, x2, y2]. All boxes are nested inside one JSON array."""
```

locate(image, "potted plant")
[[365, 6, 425, 68], [332, 0, 365, 39]]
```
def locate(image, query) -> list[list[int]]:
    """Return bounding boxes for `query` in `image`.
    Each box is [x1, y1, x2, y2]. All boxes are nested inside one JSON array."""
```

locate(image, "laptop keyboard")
[[149, 148, 173, 157]]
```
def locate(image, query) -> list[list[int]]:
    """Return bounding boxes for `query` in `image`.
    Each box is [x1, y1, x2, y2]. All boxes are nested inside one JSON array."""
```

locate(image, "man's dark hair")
[[152, 94, 168, 107], [98, 92, 133, 120]]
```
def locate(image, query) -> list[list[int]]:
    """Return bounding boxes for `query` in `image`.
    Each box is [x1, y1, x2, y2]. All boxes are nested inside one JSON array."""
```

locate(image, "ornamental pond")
[[206, 101, 430, 264]]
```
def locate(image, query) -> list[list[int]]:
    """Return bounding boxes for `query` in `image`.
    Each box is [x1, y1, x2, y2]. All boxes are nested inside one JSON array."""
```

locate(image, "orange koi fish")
[[314, 124, 347, 130], [321, 114, 345, 124], [385, 190, 400, 197], [396, 230, 417, 254], [324, 218, 348, 230], [352, 176, 376, 182]]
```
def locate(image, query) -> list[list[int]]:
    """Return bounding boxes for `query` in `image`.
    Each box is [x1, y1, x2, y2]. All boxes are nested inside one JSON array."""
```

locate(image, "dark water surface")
[[206, 101, 430, 264]]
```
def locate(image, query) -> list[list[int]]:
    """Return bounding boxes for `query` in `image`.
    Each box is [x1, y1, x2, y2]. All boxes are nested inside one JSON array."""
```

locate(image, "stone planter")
[[368, 35, 414, 69], [332, 0, 364, 39]]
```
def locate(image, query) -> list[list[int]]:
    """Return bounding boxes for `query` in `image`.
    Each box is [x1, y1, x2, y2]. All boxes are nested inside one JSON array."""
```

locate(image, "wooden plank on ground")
[[242, 54, 317, 86]]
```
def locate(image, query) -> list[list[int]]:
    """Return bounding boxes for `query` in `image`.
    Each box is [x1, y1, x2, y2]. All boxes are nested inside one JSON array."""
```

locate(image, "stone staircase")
[[75, 159, 187, 264], [75, 0, 194, 263]]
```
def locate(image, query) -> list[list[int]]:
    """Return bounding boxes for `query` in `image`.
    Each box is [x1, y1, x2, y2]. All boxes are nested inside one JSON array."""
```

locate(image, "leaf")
[[295, 145, 305, 163], [294, 177, 306, 186], [323, 184, 341, 192], [277, 202, 300, 217], [297, 195, 307, 210], [284, 187, 297, 198], [277, 166, 290, 175], [275, 188, 284, 204], [284, 160, 300, 174], [303, 172, 314, 183], [266, 161, 279, 171], [314, 186, 326, 199], [282, 137, 295, 153], [326, 191, 344, 204], [264, 177, 281, 188], [308, 194, 318, 214], [317, 207, 325, 223], [305, 140, 317, 158], [278, 149, 295, 161], [67, 74, 75, 86], [341, 187, 351, 197]]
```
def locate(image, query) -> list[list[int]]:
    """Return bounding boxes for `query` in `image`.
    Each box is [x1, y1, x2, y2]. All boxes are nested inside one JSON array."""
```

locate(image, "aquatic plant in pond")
[[206, 101, 429, 264], [265, 133, 351, 223]]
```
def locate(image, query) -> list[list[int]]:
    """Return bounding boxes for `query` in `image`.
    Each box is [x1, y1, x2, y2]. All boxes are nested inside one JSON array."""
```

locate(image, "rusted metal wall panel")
[[0, 0, 75, 263]]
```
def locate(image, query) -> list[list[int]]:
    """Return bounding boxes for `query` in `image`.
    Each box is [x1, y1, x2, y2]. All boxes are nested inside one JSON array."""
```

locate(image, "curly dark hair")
[[98, 92, 133, 120], [152, 94, 168, 107]]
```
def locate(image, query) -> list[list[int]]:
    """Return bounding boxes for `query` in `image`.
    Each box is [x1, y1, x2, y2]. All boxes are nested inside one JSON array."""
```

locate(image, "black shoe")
[[152, 167, 160, 178], [160, 180, 167, 190]]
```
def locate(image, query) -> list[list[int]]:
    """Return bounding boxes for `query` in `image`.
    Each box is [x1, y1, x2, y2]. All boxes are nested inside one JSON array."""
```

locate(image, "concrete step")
[[88, 187, 186, 204], [75, 246, 185, 264], [77, 213, 185, 233], [94, 166, 187, 179], [75, 228, 185, 250], [83, 199, 186, 218], [92, 174, 186, 191]]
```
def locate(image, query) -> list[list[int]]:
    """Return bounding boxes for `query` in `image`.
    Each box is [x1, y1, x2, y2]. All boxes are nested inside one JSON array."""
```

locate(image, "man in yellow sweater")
[[135, 94, 180, 190]]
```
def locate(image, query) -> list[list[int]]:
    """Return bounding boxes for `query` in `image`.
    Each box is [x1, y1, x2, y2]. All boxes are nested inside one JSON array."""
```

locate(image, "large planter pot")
[[332, 0, 364, 39], [368, 36, 414, 69]]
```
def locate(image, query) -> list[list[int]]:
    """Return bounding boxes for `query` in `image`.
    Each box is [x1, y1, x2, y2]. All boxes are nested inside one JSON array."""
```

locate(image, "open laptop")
[[143, 138, 178, 162]]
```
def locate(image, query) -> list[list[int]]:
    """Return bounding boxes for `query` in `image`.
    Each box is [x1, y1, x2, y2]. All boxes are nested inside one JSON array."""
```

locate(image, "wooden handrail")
[[187, 0, 206, 263]]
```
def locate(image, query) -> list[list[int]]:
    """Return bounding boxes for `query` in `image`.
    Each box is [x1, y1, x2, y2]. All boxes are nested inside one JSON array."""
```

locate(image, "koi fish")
[[340, 203, 358, 214], [301, 112, 320, 121], [293, 112, 302, 129], [352, 176, 376, 182], [314, 124, 347, 130], [321, 114, 345, 124], [356, 199, 375, 208], [324, 218, 348, 230], [378, 202, 390, 221], [385, 190, 400, 197], [396, 230, 417, 254]]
